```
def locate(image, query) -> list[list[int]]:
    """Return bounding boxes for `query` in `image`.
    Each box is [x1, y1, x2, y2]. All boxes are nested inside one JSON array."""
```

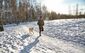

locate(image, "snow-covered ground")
[[0, 18, 85, 53]]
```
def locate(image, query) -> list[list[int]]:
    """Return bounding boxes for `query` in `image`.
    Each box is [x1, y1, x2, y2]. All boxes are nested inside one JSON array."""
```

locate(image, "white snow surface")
[[0, 18, 85, 53]]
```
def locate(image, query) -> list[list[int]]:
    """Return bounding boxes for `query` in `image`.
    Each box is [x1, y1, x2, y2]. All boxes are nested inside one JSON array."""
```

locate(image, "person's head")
[[39, 15, 43, 20], [40, 15, 42, 18]]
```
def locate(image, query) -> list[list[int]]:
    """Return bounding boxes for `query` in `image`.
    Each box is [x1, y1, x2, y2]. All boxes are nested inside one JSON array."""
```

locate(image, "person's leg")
[[39, 27, 41, 36], [41, 27, 44, 31], [39, 30, 41, 36]]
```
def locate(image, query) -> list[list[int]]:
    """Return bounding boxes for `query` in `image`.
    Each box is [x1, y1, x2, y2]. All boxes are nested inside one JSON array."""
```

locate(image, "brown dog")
[[29, 27, 34, 34]]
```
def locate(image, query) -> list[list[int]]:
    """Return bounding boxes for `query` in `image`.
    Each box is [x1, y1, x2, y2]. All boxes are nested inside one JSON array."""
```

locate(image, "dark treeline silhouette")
[[46, 11, 85, 20]]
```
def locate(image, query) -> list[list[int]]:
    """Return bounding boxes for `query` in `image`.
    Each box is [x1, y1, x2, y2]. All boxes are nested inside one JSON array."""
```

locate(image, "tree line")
[[0, 0, 85, 25], [0, 0, 44, 24]]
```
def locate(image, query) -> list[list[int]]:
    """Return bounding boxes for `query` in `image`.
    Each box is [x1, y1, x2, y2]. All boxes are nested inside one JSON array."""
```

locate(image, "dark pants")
[[39, 26, 44, 36]]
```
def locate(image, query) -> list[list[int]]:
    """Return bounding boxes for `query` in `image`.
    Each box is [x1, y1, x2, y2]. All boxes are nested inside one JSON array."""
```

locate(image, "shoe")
[[39, 34, 41, 36]]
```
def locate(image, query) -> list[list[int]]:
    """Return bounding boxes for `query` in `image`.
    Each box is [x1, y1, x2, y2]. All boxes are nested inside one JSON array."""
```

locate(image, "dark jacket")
[[37, 19, 44, 27]]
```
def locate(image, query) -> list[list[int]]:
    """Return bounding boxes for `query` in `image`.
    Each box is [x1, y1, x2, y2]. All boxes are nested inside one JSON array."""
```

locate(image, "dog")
[[29, 27, 34, 34]]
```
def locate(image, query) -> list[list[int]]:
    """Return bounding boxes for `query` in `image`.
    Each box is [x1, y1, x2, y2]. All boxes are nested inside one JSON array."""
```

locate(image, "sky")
[[41, 0, 85, 14]]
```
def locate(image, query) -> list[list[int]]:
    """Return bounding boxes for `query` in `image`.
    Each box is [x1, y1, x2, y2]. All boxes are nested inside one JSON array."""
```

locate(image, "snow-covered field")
[[0, 18, 85, 53]]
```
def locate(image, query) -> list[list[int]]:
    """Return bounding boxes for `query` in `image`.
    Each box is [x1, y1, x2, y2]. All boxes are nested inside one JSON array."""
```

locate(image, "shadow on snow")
[[20, 36, 40, 53]]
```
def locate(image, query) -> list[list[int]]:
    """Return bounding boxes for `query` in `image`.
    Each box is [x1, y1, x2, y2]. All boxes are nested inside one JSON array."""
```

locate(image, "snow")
[[0, 18, 85, 53]]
